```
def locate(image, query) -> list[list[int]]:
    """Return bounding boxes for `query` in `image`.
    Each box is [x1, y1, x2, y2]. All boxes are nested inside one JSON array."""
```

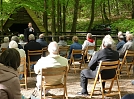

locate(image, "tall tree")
[[132, 0, 134, 19], [51, 0, 56, 41], [87, 0, 95, 32], [71, 0, 80, 33], [43, 0, 48, 36]]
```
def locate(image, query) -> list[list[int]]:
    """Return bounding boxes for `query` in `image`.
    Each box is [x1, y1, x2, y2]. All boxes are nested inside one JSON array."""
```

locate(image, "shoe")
[[77, 92, 89, 96]]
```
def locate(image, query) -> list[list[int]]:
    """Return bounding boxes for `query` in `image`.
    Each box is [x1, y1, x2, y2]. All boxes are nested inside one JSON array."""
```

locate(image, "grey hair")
[[48, 41, 59, 54], [29, 34, 35, 40], [4, 37, 9, 43], [11, 36, 19, 43], [103, 38, 113, 48]]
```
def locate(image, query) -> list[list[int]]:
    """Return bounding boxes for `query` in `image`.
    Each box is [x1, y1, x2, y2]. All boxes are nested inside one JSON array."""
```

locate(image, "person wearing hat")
[[116, 35, 125, 51]]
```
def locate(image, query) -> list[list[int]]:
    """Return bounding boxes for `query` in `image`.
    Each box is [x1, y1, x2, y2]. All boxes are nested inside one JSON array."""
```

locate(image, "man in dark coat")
[[24, 22, 37, 42], [24, 34, 42, 62], [78, 38, 119, 95]]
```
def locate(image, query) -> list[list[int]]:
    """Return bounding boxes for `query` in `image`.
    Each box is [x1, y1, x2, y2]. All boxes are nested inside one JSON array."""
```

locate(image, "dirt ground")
[[21, 66, 134, 99]]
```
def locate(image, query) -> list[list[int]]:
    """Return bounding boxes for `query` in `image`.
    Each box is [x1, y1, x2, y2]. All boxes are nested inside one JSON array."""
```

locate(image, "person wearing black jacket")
[[24, 22, 36, 42], [77, 38, 119, 95]]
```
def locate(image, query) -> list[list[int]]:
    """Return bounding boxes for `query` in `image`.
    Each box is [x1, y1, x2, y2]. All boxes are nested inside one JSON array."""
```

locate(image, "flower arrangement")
[[19, 34, 24, 41]]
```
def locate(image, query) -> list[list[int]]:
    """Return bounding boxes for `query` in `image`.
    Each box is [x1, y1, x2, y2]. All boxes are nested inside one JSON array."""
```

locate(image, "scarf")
[[87, 38, 94, 43]]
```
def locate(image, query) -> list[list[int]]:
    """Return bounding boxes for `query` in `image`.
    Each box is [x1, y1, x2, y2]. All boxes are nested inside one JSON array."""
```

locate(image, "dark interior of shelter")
[[9, 23, 28, 35]]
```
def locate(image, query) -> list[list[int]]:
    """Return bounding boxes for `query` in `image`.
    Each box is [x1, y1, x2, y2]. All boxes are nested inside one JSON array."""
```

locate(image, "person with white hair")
[[34, 41, 68, 90], [100, 34, 116, 50], [36, 33, 48, 48], [1, 37, 9, 49], [118, 31, 123, 37], [9, 40, 26, 79], [77, 38, 119, 95], [82, 33, 95, 50]]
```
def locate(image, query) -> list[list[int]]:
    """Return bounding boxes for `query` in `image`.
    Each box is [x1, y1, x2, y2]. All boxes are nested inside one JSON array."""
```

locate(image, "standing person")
[[0, 48, 21, 99], [24, 22, 36, 42], [34, 41, 68, 90], [77, 38, 119, 95], [36, 33, 48, 48]]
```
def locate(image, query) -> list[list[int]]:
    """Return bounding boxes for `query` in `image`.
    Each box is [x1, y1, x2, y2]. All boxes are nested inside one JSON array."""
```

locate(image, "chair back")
[[28, 50, 43, 76], [119, 50, 134, 77], [40, 66, 68, 99], [59, 46, 69, 58], [42, 47, 48, 57], [19, 57, 27, 89], [84, 46, 95, 55]]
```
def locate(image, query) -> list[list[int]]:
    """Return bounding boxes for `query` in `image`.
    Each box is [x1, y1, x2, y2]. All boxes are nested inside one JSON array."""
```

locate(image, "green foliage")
[[111, 19, 134, 33]]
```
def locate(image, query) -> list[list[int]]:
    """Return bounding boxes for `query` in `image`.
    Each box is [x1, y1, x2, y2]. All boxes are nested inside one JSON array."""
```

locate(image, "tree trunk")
[[115, 0, 119, 15], [101, 4, 104, 24], [107, 0, 111, 19], [51, 0, 56, 41], [87, 0, 95, 32], [132, 0, 134, 19], [57, 0, 60, 35], [71, 0, 80, 33], [0, 0, 3, 33], [43, 0, 48, 36], [62, 0, 69, 33], [102, 1, 109, 22]]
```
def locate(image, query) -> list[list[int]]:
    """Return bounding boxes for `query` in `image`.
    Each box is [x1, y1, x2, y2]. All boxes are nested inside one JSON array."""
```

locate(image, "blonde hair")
[[72, 36, 79, 42], [4, 37, 9, 43]]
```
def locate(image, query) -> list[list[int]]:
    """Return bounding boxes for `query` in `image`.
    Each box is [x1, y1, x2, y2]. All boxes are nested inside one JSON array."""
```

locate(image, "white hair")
[[118, 31, 123, 37], [29, 34, 35, 40], [4, 37, 9, 43], [103, 38, 113, 48], [126, 31, 130, 36], [9, 41, 18, 48], [48, 41, 59, 54]]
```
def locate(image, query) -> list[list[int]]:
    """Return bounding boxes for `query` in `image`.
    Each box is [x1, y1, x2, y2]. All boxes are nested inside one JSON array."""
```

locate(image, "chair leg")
[[116, 78, 121, 99]]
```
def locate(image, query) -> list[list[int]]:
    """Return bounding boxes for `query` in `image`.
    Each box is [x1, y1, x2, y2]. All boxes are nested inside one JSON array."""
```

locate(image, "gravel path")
[[21, 69, 134, 99]]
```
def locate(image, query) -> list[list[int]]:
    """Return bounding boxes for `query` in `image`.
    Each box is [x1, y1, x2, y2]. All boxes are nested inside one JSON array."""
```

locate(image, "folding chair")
[[59, 46, 70, 58], [28, 50, 43, 77], [19, 57, 27, 89], [70, 49, 85, 73], [42, 47, 48, 57], [119, 50, 134, 78], [84, 46, 95, 62], [90, 60, 121, 99], [40, 66, 68, 99]]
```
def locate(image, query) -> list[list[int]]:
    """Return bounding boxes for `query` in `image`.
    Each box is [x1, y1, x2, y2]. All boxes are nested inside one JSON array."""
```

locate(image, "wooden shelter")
[[2, 7, 45, 34]]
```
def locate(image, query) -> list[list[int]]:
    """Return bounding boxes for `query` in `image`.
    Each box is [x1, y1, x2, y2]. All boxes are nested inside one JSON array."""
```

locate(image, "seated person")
[[34, 41, 68, 91], [0, 48, 21, 99], [100, 34, 116, 50], [11, 36, 23, 49], [119, 34, 134, 61], [82, 33, 95, 60], [116, 35, 125, 51], [77, 38, 119, 95], [58, 36, 67, 46], [36, 33, 48, 48], [9, 41, 26, 79], [1, 37, 9, 50], [24, 34, 42, 62], [58, 36, 68, 56], [67, 36, 82, 59], [82, 33, 95, 50]]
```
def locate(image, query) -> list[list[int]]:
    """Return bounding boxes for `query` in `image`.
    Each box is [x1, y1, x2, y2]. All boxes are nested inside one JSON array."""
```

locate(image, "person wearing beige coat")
[[0, 48, 21, 99]]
